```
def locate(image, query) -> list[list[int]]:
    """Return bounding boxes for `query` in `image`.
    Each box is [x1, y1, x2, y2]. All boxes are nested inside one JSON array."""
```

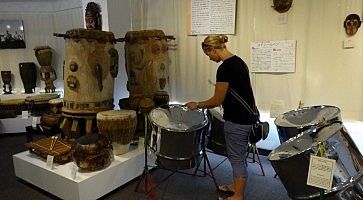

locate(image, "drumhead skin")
[[96, 109, 136, 120], [49, 98, 63, 104], [148, 104, 208, 132], [25, 94, 60, 103]]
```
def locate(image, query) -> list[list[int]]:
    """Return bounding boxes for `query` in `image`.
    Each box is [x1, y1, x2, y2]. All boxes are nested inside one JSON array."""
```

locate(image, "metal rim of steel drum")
[[269, 122, 363, 199], [274, 105, 341, 128], [148, 104, 208, 133]]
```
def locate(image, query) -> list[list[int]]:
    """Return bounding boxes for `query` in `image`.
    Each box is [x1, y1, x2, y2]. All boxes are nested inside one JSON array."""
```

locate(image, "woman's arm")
[[186, 81, 228, 110]]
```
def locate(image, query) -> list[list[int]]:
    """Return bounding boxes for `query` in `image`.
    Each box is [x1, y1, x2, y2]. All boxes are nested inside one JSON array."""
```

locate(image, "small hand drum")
[[97, 109, 137, 155]]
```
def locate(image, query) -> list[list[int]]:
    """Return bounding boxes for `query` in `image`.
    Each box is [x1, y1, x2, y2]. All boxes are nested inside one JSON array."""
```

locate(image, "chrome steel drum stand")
[[134, 114, 158, 200], [135, 117, 219, 198], [246, 143, 265, 176], [192, 125, 219, 190]]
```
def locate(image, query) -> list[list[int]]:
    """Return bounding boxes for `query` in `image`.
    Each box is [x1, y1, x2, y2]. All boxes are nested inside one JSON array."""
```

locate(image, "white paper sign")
[[138, 137, 145, 150], [35, 87, 41, 94], [70, 163, 77, 179], [251, 40, 296, 73], [21, 111, 29, 119], [190, 0, 236, 35], [307, 155, 335, 190], [32, 117, 39, 128], [46, 155, 54, 169]]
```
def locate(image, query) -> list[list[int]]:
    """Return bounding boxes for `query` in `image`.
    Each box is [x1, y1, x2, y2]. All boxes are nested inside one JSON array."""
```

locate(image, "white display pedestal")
[[13, 148, 145, 200], [0, 115, 32, 134]]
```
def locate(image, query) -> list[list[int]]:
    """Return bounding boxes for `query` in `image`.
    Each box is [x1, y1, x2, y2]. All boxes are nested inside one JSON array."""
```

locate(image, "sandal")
[[218, 185, 234, 195]]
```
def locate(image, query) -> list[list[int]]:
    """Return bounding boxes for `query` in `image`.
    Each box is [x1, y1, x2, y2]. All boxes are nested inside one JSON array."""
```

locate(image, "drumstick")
[[50, 136, 58, 150], [50, 136, 55, 150]]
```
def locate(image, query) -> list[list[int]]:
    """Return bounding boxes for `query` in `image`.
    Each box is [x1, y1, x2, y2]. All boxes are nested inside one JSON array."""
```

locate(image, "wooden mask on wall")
[[272, 0, 293, 13], [344, 14, 361, 37]]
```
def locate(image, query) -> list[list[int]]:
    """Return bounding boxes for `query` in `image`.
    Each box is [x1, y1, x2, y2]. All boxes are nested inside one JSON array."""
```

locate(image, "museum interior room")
[[1, 0, 363, 199]]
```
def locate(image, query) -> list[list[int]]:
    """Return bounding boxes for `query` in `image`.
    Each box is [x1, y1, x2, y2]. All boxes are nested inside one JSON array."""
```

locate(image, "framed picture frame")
[[0, 20, 26, 49]]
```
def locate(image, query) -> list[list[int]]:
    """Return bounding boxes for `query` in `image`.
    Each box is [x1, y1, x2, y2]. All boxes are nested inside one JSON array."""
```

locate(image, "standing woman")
[[185, 35, 258, 200]]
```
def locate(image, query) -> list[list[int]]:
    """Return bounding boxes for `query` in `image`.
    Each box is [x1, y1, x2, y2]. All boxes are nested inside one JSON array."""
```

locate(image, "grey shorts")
[[224, 120, 251, 178]]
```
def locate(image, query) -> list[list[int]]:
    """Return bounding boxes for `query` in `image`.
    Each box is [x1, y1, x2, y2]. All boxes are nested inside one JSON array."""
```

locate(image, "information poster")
[[251, 40, 296, 73], [190, 0, 236, 35]]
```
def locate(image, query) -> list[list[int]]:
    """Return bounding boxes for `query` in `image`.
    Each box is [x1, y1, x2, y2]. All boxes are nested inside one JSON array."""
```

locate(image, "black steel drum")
[[148, 104, 208, 170], [274, 105, 341, 143], [268, 122, 363, 199], [206, 107, 227, 156]]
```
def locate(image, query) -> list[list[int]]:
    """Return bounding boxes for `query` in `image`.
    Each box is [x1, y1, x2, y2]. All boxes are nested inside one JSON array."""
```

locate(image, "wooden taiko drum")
[[25, 93, 59, 116], [139, 97, 155, 114], [19, 62, 37, 94], [60, 28, 119, 115], [34, 45, 52, 66], [124, 29, 170, 98], [0, 98, 25, 118], [96, 109, 137, 155], [153, 90, 169, 107], [49, 98, 63, 114], [72, 134, 113, 171]]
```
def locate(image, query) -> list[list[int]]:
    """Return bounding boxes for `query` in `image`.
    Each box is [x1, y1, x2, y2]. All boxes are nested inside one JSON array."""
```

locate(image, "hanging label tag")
[[307, 155, 335, 190], [46, 155, 54, 169]]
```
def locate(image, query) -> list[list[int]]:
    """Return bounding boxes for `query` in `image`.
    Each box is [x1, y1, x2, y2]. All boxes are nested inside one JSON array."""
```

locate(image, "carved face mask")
[[272, 0, 293, 13], [85, 12, 96, 29], [344, 14, 361, 36]]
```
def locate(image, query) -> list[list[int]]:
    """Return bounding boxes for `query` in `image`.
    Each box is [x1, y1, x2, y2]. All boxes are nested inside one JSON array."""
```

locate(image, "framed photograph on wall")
[[0, 20, 26, 49]]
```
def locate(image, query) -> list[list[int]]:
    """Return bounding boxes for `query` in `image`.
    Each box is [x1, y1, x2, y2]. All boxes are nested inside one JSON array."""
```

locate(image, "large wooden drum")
[[124, 29, 170, 99], [0, 98, 25, 118], [61, 28, 119, 115], [25, 93, 59, 116], [96, 109, 137, 155], [48, 98, 63, 114]]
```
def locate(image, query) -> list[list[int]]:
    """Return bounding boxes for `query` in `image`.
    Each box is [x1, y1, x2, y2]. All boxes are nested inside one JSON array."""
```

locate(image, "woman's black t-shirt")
[[216, 55, 258, 125]]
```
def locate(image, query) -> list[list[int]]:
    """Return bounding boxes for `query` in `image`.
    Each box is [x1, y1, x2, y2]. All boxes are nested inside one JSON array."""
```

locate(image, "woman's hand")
[[185, 101, 198, 110]]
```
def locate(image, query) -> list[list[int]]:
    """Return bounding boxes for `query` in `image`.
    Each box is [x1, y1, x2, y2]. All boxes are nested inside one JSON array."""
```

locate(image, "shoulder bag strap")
[[228, 87, 261, 123]]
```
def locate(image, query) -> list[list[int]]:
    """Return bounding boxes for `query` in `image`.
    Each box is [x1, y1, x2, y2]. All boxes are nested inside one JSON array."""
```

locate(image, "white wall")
[[106, 0, 132, 108], [129, 0, 363, 151], [130, 0, 363, 122], [0, 0, 82, 92]]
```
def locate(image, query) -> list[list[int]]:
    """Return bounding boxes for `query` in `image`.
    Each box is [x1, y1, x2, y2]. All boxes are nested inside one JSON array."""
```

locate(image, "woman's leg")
[[223, 121, 250, 200]]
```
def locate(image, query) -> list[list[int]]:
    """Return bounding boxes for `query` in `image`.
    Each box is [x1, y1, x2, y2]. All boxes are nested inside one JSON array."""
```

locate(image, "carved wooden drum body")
[[124, 29, 169, 99], [0, 98, 25, 118], [97, 109, 137, 155], [25, 93, 59, 116], [63, 28, 118, 115]]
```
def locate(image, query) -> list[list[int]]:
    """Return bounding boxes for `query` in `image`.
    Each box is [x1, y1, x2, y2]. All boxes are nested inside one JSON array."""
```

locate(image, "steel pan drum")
[[206, 107, 227, 156], [268, 122, 363, 199], [148, 104, 208, 170], [275, 105, 341, 143]]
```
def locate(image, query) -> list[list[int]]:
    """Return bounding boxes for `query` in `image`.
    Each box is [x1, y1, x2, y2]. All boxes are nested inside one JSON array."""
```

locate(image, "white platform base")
[[13, 148, 146, 200]]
